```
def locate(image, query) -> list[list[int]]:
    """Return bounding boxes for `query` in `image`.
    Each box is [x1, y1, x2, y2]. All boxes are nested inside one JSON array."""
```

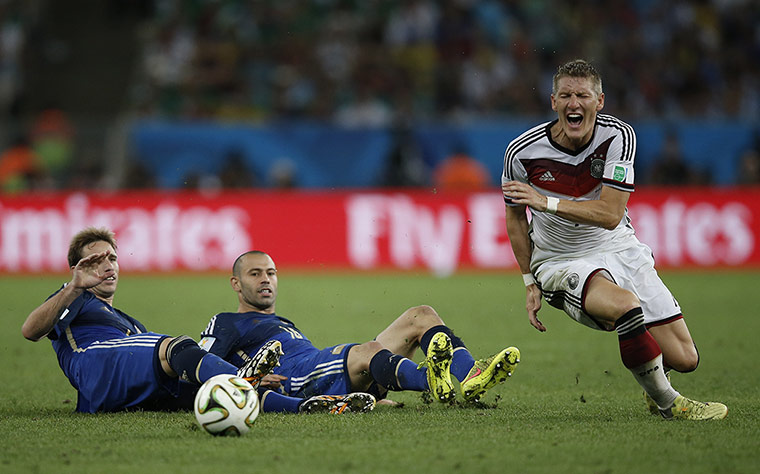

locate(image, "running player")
[[22, 227, 370, 415], [199, 250, 521, 406], [501, 59, 727, 420]]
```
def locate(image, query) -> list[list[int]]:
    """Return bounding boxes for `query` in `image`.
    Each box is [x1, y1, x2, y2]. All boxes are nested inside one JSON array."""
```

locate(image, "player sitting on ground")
[[199, 251, 520, 410], [21, 227, 372, 415]]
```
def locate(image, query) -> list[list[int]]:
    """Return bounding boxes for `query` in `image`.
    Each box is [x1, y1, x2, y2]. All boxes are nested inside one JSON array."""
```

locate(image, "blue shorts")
[[67, 333, 192, 413], [279, 343, 356, 398]]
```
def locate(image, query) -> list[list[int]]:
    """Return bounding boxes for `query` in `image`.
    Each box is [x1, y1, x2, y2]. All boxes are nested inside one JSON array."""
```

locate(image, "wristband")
[[545, 196, 559, 214], [522, 273, 536, 286]]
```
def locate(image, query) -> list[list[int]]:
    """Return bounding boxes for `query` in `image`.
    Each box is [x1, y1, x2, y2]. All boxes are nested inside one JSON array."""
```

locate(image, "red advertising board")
[[1, 188, 758, 273]]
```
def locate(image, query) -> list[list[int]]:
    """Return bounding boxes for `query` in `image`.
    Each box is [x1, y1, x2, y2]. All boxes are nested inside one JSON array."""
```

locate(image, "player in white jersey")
[[501, 59, 727, 420]]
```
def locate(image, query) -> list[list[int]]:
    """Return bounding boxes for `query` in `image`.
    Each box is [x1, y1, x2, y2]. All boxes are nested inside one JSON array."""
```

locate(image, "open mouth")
[[567, 113, 583, 126], [259, 287, 273, 296]]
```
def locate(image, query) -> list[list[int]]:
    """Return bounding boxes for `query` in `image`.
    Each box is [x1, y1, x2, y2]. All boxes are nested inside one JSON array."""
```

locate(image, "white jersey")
[[502, 114, 638, 266]]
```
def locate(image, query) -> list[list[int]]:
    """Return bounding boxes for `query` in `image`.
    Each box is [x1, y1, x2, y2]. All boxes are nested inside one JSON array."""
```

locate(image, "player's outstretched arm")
[[21, 251, 114, 341], [504, 204, 546, 332]]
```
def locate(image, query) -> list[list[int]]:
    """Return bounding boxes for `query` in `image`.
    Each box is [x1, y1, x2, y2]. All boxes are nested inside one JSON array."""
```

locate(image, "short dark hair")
[[67, 227, 117, 267], [552, 59, 603, 96], [232, 250, 270, 277]]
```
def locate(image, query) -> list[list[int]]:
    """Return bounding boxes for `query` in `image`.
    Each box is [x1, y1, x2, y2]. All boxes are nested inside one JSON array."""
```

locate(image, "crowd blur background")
[[0, 0, 759, 193]]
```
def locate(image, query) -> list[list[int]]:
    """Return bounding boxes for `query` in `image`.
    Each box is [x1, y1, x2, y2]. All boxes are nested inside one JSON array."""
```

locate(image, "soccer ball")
[[194, 374, 260, 436]]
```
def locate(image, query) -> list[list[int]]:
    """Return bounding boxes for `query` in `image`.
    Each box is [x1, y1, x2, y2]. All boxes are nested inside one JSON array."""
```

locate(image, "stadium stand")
[[0, 0, 758, 189]]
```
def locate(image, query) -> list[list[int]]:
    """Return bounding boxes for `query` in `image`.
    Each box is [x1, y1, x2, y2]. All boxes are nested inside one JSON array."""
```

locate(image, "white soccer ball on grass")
[[194, 374, 260, 436]]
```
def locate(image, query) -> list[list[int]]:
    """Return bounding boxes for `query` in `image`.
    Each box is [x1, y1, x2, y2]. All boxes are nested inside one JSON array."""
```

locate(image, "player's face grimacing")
[[235, 253, 278, 313], [551, 76, 604, 151], [81, 240, 119, 300]]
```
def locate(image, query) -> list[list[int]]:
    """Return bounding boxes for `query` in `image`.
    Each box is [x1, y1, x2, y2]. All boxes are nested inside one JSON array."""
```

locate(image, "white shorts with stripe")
[[533, 240, 681, 331]]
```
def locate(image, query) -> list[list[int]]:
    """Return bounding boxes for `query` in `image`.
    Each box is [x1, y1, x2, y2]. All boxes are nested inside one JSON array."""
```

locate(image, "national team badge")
[[567, 273, 579, 290], [590, 159, 604, 179], [613, 166, 626, 182]]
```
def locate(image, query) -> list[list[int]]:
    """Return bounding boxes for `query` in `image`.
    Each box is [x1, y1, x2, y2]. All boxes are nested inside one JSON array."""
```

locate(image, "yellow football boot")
[[461, 347, 520, 402], [419, 332, 455, 403], [660, 395, 728, 420]]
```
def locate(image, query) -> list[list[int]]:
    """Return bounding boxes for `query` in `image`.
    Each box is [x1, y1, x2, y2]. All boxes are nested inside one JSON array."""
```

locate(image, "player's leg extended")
[[161, 336, 338, 415], [348, 341, 433, 394], [160, 335, 240, 384], [586, 277, 726, 420], [370, 306, 477, 401], [161, 335, 283, 388], [350, 337, 455, 402], [585, 277, 679, 406], [412, 314, 520, 403]]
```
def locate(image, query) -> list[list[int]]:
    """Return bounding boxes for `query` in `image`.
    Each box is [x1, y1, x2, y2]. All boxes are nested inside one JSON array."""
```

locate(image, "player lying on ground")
[[502, 59, 727, 420], [199, 251, 520, 410], [21, 227, 373, 415]]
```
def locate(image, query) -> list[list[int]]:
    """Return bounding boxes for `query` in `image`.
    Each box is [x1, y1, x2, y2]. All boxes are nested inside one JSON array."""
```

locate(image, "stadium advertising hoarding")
[[0, 189, 758, 274]]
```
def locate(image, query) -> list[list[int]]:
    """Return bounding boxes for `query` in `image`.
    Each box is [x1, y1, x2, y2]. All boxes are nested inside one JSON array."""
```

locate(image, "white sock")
[[630, 354, 679, 409]]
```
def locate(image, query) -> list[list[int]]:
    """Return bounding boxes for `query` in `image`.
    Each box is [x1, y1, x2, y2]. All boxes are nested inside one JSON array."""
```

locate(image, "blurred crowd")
[[1, 0, 760, 192], [131, 0, 760, 122]]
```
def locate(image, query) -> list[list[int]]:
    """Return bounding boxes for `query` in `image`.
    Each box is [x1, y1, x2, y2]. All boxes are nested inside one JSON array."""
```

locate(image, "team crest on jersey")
[[566, 273, 579, 290], [588, 137, 615, 180], [590, 159, 604, 179]]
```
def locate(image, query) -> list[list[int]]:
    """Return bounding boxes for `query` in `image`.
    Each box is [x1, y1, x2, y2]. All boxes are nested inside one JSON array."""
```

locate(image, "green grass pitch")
[[1, 270, 758, 473]]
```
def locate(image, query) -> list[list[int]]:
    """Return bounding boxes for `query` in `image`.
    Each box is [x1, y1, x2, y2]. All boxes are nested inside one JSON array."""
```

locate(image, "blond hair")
[[552, 59, 603, 96]]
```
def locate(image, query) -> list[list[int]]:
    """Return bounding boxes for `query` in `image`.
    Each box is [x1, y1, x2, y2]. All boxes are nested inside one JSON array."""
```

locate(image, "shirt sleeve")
[[602, 125, 636, 192], [502, 145, 529, 206], [200, 314, 237, 359], [48, 285, 86, 340]]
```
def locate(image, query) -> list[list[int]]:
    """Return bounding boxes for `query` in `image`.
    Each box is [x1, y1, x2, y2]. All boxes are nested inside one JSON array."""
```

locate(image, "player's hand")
[[71, 251, 115, 290], [526, 284, 546, 332], [502, 181, 548, 212], [258, 373, 287, 390]]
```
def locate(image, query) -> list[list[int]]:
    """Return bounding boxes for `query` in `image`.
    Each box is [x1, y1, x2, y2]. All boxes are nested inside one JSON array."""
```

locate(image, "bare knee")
[[616, 291, 641, 317], [375, 305, 445, 357], [593, 292, 641, 331], [402, 305, 444, 328], [363, 340, 384, 356]]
